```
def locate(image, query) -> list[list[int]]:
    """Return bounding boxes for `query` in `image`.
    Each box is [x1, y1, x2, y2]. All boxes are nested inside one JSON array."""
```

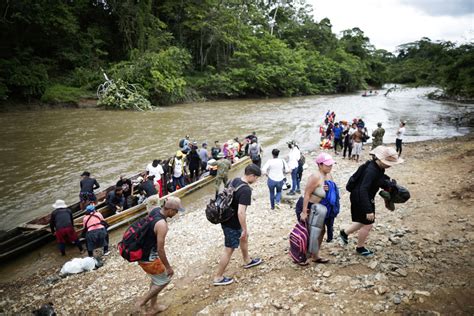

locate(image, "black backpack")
[[346, 160, 371, 192], [118, 209, 163, 262], [205, 182, 249, 224]]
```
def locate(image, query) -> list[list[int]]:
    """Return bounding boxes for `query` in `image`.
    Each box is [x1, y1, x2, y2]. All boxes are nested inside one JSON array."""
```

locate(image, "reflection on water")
[[0, 87, 472, 229]]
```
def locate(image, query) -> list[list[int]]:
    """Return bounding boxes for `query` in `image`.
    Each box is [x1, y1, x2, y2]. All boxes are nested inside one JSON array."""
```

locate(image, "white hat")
[[52, 199, 67, 209], [370, 146, 404, 166]]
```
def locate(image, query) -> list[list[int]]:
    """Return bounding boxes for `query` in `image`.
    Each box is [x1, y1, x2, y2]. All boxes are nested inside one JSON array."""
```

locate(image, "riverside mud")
[[0, 135, 473, 314]]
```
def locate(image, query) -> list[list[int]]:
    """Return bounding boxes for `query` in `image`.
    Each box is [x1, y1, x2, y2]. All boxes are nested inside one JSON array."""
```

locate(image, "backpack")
[[346, 160, 371, 192], [289, 221, 309, 264], [249, 144, 260, 160], [117, 209, 163, 262], [205, 182, 249, 224]]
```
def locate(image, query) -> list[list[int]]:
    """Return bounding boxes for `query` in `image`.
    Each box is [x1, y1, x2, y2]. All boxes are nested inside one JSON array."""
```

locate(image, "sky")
[[309, 0, 474, 53]]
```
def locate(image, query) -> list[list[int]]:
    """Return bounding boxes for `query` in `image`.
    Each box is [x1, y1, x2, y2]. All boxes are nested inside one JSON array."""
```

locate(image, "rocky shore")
[[1, 135, 473, 315]]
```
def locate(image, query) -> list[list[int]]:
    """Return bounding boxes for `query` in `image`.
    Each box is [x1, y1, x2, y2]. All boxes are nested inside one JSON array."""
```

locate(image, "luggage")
[[289, 221, 309, 264]]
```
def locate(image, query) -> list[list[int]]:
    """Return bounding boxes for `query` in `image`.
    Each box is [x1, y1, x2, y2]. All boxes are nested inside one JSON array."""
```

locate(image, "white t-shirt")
[[262, 158, 289, 181], [146, 163, 164, 181], [349, 127, 357, 136], [288, 147, 301, 170], [397, 127, 406, 140], [173, 158, 183, 177]]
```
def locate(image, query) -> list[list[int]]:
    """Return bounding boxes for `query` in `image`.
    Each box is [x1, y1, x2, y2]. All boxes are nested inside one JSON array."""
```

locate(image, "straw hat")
[[370, 146, 404, 166]]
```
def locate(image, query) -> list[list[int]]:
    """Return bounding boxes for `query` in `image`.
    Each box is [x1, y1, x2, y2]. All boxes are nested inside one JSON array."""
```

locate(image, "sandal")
[[296, 261, 309, 266], [313, 257, 330, 264]]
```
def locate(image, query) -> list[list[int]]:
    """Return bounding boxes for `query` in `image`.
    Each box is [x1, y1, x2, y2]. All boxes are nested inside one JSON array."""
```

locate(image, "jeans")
[[334, 138, 343, 152], [172, 176, 186, 191], [267, 178, 284, 209], [325, 216, 335, 241], [396, 139, 403, 156], [290, 168, 300, 193]]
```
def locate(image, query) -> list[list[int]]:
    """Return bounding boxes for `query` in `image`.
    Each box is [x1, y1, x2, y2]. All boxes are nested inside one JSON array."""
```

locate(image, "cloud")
[[309, 0, 474, 52], [399, 0, 474, 16]]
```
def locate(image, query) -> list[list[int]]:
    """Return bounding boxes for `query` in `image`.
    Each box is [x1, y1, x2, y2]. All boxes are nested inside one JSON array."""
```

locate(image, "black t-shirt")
[[138, 180, 158, 197], [80, 177, 100, 193], [221, 178, 251, 229]]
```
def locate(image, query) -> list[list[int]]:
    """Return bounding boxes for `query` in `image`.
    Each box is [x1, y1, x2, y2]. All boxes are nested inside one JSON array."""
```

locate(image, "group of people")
[[49, 126, 407, 314], [320, 111, 408, 162]]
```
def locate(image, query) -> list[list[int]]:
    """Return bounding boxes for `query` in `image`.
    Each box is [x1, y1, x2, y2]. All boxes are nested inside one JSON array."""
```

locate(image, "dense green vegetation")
[[386, 38, 474, 99], [1, 1, 472, 108]]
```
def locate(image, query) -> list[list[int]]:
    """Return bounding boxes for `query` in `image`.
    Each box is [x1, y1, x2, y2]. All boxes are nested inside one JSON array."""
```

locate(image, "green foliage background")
[[0, 1, 472, 107]]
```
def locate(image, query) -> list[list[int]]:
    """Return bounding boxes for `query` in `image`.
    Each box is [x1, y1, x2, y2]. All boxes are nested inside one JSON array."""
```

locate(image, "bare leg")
[[344, 222, 365, 235], [240, 236, 251, 264], [357, 224, 373, 247], [135, 283, 168, 313], [214, 247, 234, 282]]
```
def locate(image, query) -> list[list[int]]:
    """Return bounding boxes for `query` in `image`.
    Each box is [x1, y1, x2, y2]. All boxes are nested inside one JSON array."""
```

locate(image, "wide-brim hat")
[[176, 150, 184, 157], [370, 146, 404, 166], [52, 199, 67, 209]]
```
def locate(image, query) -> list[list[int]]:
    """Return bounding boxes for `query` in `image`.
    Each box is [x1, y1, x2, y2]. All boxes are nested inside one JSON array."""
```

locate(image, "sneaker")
[[104, 251, 111, 256], [275, 203, 281, 209], [288, 191, 296, 196], [213, 276, 234, 286], [295, 189, 301, 194], [339, 230, 348, 245], [243, 258, 263, 269], [356, 247, 374, 257]]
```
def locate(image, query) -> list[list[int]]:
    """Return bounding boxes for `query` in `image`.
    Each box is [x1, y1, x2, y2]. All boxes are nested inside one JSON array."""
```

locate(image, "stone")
[[368, 261, 378, 270], [290, 306, 300, 314], [323, 271, 332, 278], [393, 295, 402, 305], [271, 301, 283, 310], [395, 268, 408, 277], [414, 290, 431, 297], [377, 286, 389, 295]]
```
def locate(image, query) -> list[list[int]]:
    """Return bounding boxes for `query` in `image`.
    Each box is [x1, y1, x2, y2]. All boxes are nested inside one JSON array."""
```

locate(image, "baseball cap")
[[164, 196, 185, 212], [315, 153, 335, 166]]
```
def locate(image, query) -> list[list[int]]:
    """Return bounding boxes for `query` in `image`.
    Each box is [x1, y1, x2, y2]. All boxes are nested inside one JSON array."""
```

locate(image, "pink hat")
[[315, 153, 335, 166]]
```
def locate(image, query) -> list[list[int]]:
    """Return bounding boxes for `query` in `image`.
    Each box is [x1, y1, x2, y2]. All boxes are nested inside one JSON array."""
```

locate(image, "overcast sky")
[[309, 0, 474, 52]]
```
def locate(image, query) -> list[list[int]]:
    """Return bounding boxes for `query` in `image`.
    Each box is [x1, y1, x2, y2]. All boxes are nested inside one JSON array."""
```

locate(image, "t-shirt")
[[146, 164, 164, 181], [138, 180, 158, 197], [397, 127, 406, 140], [83, 212, 105, 232], [80, 177, 100, 193], [173, 158, 183, 177], [116, 179, 132, 197], [216, 159, 231, 178], [50, 208, 74, 232], [333, 126, 343, 139], [198, 148, 209, 163], [262, 158, 289, 182], [288, 147, 301, 170], [221, 178, 251, 229]]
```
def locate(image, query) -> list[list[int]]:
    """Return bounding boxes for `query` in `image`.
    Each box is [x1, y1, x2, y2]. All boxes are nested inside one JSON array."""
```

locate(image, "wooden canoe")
[[73, 156, 251, 236], [0, 172, 144, 262]]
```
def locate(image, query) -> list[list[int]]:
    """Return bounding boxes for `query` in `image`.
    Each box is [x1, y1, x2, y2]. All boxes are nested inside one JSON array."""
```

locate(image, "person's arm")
[[238, 204, 248, 240], [262, 160, 270, 175], [93, 179, 100, 190], [50, 210, 56, 233], [301, 174, 321, 221], [358, 166, 378, 216], [283, 160, 290, 173], [155, 221, 173, 277]]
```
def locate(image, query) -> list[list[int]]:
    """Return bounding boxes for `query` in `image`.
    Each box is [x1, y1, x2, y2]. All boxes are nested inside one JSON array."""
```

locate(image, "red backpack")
[[118, 209, 163, 262]]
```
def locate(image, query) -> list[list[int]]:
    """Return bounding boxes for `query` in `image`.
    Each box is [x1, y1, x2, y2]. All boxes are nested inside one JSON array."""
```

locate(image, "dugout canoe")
[[0, 172, 144, 262], [73, 156, 252, 236]]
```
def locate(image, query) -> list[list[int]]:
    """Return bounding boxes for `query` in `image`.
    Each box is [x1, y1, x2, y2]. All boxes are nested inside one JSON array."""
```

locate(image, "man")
[[371, 122, 385, 149], [332, 122, 343, 154], [198, 143, 210, 172], [351, 127, 364, 162], [214, 152, 232, 197], [262, 149, 289, 210], [138, 175, 158, 199], [213, 164, 263, 286], [211, 141, 221, 160], [340, 146, 403, 256], [396, 121, 406, 157], [248, 138, 262, 168], [79, 171, 100, 210], [168, 151, 186, 191], [180, 135, 191, 153], [50, 199, 84, 256], [187, 142, 202, 183], [287, 141, 301, 195], [116, 175, 133, 209], [146, 160, 164, 197], [107, 186, 125, 214], [135, 197, 185, 314]]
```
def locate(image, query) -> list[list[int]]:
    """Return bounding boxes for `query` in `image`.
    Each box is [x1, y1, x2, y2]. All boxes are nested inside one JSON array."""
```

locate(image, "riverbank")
[[1, 134, 473, 314]]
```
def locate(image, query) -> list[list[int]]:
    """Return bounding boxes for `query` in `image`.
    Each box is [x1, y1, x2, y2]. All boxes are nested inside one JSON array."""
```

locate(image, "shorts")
[[352, 142, 362, 155], [350, 200, 375, 225], [139, 258, 170, 286], [55, 226, 79, 244], [85, 228, 108, 250], [221, 225, 242, 249], [79, 192, 97, 203]]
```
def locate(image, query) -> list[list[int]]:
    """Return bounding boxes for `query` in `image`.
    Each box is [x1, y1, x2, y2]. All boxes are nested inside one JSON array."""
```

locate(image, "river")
[[0, 87, 472, 230]]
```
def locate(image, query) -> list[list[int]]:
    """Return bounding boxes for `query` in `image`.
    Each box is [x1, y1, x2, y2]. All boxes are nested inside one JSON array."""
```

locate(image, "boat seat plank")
[[22, 224, 47, 230]]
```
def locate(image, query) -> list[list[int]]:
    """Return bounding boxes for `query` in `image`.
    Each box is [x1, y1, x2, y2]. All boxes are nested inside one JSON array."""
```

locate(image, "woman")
[[297, 152, 335, 265], [340, 146, 403, 256], [83, 204, 109, 257], [287, 141, 301, 195], [262, 149, 290, 210]]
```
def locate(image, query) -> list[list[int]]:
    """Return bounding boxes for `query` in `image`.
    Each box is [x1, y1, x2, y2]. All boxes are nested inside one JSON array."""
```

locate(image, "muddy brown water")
[[0, 87, 472, 277]]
